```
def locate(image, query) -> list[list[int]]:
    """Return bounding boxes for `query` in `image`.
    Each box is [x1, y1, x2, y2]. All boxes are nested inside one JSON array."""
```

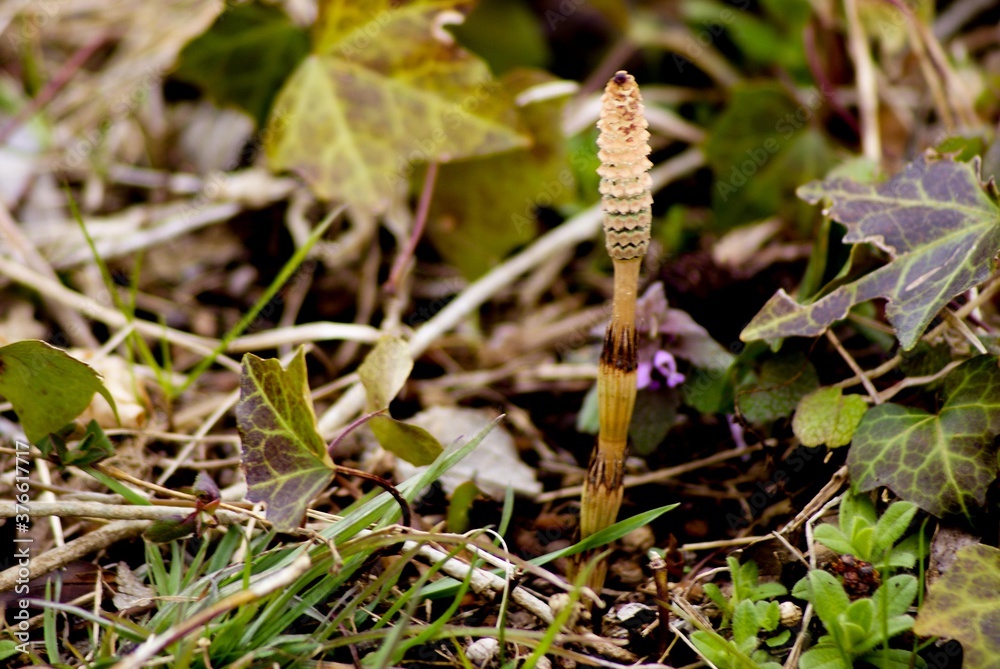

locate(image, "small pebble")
[[779, 601, 803, 627], [466, 638, 498, 667]]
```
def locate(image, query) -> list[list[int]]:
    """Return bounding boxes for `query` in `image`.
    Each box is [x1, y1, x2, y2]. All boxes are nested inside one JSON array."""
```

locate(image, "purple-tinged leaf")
[[237, 348, 334, 531], [741, 156, 1000, 350], [914, 544, 1000, 666]]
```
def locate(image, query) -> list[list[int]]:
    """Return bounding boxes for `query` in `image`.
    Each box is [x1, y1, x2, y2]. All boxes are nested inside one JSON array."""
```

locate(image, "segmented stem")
[[597, 71, 653, 260], [577, 71, 652, 596]]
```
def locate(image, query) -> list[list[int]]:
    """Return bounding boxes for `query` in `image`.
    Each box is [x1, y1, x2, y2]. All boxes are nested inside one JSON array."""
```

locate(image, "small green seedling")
[[703, 556, 789, 627], [691, 557, 790, 669], [792, 570, 925, 669], [815, 492, 920, 569]]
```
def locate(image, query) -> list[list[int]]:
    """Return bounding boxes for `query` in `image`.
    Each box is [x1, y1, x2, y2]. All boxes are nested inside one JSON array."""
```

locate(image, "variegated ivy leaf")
[[848, 355, 1000, 517], [237, 348, 334, 531], [742, 155, 1000, 350], [914, 544, 1000, 666], [265, 0, 528, 213]]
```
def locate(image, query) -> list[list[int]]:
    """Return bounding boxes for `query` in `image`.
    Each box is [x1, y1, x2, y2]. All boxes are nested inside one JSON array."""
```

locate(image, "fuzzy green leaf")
[[914, 544, 1000, 668], [0, 341, 118, 445], [237, 348, 334, 531], [742, 156, 1000, 350], [799, 645, 851, 669], [757, 601, 780, 631], [804, 570, 850, 630], [841, 491, 878, 534], [848, 356, 1000, 517], [814, 524, 855, 556], [858, 648, 926, 669], [871, 575, 918, 619], [871, 501, 918, 556], [844, 598, 875, 638], [732, 600, 760, 645], [266, 0, 528, 213], [753, 582, 788, 601], [793, 387, 868, 448]]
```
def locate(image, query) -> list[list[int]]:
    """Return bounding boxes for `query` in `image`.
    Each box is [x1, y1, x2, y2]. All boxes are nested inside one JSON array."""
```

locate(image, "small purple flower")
[[637, 349, 685, 390]]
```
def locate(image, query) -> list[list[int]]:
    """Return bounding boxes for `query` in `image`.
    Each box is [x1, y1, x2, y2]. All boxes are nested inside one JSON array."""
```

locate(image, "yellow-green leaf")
[[0, 341, 118, 445], [370, 415, 443, 466], [357, 336, 443, 465], [265, 0, 529, 213], [792, 387, 868, 448], [237, 348, 334, 531], [358, 336, 413, 411], [914, 544, 1000, 667]]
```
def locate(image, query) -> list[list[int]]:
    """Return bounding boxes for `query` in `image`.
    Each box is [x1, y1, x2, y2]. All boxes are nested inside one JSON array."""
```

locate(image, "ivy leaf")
[[914, 544, 1000, 667], [358, 336, 443, 465], [237, 348, 334, 531], [426, 68, 575, 279], [175, 2, 309, 126], [792, 387, 868, 448], [266, 0, 529, 213], [0, 341, 117, 445], [848, 355, 1000, 517], [742, 156, 1000, 350], [736, 351, 819, 424]]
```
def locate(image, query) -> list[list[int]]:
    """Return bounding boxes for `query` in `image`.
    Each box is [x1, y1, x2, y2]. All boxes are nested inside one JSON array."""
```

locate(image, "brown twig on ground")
[[0, 519, 148, 593]]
